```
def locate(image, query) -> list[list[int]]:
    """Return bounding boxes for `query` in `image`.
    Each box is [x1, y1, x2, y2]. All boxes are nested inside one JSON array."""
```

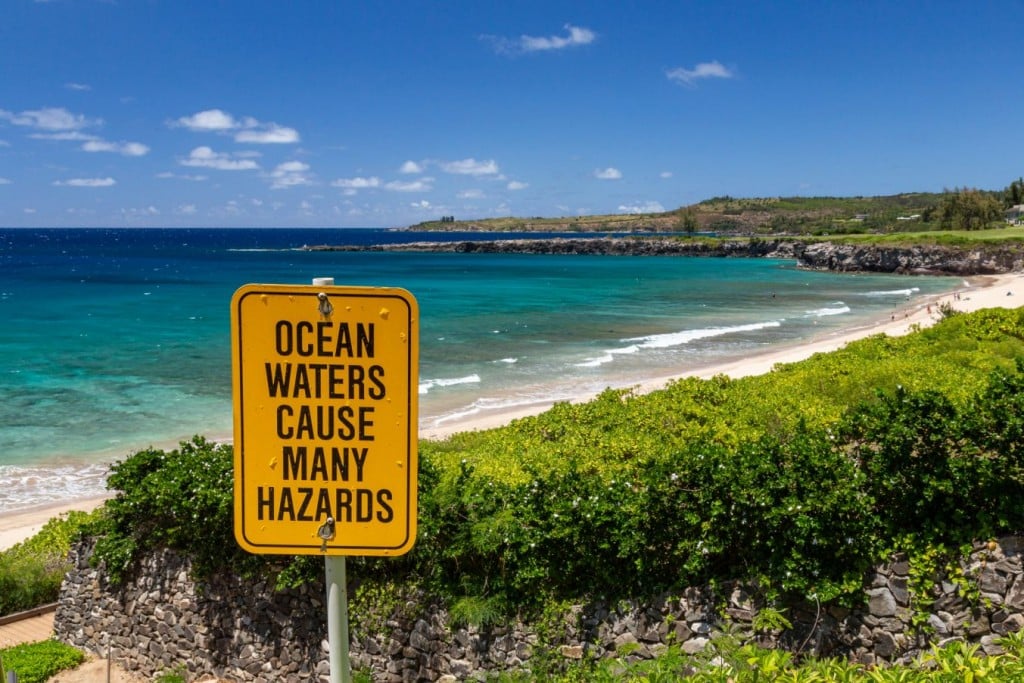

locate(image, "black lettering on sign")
[[278, 487, 295, 520], [258, 486, 275, 521], [276, 405, 375, 441], [315, 488, 332, 520], [257, 486, 397, 525], [281, 446, 368, 482], [376, 489, 394, 523], [274, 321, 375, 358], [263, 362, 387, 400], [296, 487, 314, 521]]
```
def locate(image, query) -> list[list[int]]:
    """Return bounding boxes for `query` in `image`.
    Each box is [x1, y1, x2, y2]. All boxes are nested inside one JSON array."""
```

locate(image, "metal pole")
[[313, 277, 351, 683], [326, 555, 351, 683]]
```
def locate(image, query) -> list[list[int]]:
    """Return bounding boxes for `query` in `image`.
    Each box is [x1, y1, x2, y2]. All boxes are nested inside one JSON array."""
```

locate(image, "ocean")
[[0, 227, 958, 513]]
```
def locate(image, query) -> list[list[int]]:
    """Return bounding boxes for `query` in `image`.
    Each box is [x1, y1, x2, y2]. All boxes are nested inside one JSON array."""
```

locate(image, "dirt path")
[[48, 656, 149, 682], [48, 656, 230, 682]]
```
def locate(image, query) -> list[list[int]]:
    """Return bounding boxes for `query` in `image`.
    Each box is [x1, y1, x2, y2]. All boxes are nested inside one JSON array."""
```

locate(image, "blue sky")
[[1, 1, 1022, 228]]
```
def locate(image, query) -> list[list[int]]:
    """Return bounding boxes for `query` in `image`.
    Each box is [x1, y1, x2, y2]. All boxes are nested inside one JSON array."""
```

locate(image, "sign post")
[[231, 279, 418, 683]]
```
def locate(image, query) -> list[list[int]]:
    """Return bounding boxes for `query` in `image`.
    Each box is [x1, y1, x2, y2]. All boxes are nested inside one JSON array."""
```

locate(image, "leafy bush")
[[86, 309, 1024, 622], [409, 309, 1024, 610], [547, 629, 1024, 681], [0, 510, 99, 616], [0, 640, 85, 683], [845, 375, 1024, 549], [89, 436, 262, 582]]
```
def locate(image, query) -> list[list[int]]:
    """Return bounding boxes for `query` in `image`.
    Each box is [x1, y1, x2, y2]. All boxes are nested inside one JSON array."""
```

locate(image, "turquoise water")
[[0, 228, 959, 511]]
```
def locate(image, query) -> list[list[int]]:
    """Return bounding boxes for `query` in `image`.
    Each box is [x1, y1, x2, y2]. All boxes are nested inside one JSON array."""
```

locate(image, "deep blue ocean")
[[0, 228, 960, 512]]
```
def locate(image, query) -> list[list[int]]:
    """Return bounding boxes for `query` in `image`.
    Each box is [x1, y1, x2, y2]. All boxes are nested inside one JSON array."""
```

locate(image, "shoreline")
[[419, 272, 1019, 438], [2, 272, 1022, 551], [0, 496, 109, 552]]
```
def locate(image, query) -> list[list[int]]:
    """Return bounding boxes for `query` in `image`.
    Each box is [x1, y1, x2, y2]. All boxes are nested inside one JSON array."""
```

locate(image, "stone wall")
[[56, 536, 1024, 682]]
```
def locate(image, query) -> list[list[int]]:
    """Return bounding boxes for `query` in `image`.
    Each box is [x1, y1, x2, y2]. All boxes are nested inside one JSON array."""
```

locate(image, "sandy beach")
[[420, 271, 1024, 437], [0, 496, 109, 552], [3, 272, 1022, 552]]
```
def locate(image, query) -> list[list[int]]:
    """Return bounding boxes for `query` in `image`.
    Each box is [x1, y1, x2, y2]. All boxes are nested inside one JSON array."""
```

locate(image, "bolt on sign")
[[231, 284, 418, 556]]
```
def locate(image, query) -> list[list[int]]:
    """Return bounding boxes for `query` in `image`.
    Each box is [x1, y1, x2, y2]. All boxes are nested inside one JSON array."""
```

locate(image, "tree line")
[[935, 176, 1023, 230]]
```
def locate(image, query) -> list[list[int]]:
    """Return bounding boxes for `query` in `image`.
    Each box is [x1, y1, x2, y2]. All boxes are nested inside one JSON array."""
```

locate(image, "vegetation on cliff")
[[410, 179, 1023, 238], [79, 308, 1024, 624]]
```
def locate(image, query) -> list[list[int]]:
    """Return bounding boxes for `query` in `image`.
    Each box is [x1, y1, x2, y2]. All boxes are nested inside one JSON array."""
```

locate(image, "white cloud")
[[507, 180, 528, 191], [236, 125, 300, 144], [23, 208, 36, 214], [121, 206, 159, 218], [486, 24, 596, 54], [157, 172, 208, 181], [666, 60, 735, 86], [176, 109, 239, 131], [82, 139, 150, 156], [177, 204, 198, 215], [53, 177, 117, 187], [594, 167, 622, 180], [180, 146, 260, 171], [660, 171, 673, 179], [174, 108, 300, 143], [331, 176, 381, 191], [441, 158, 499, 175], [65, 82, 91, 91], [0, 140, 8, 147], [411, 200, 432, 209], [29, 131, 98, 141], [458, 189, 485, 199], [270, 160, 313, 189], [386, 178, 433, 192], [0, 177, 11, 185], [399, 160, 424, 174], [1, 107, 99, 131], [522, 24, 596, 51], [619, 201, 666, 214]]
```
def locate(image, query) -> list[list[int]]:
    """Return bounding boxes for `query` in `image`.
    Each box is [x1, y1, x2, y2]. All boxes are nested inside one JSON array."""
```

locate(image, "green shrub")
[[85, 309, 1024, 625], [89, 436, 262, 583], [0, 510, 99, 616], [0, 640, 85, 683], [408, 309, 1024, 611], [544, 628, 1024, 681]]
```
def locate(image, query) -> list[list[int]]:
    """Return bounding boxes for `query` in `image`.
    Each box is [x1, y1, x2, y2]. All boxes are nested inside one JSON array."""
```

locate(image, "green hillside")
[[411, 182, 1022, 237]]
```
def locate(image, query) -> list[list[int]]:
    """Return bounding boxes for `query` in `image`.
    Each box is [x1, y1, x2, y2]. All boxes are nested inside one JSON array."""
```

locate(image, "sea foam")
[[0, 462, 110, 512], [806, 303, 851, 317], [576, 321, 783, 368], [419, 374, 482, 395]]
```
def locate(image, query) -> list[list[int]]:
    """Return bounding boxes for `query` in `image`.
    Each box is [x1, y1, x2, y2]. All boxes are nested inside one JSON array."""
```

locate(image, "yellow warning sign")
[[230, 284, 418, 556]]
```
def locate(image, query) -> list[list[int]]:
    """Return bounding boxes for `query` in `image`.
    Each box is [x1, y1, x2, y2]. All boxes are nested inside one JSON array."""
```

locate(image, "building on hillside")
[[1007, 205, 1024, 225]]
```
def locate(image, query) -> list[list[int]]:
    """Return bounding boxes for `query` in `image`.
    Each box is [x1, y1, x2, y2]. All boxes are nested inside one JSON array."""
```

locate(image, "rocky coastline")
[[303, 238, 1024, 276]]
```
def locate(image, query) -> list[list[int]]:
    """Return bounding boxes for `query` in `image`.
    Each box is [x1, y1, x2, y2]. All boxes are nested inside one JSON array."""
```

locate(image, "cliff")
[[303, 238, 1024, 276]]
